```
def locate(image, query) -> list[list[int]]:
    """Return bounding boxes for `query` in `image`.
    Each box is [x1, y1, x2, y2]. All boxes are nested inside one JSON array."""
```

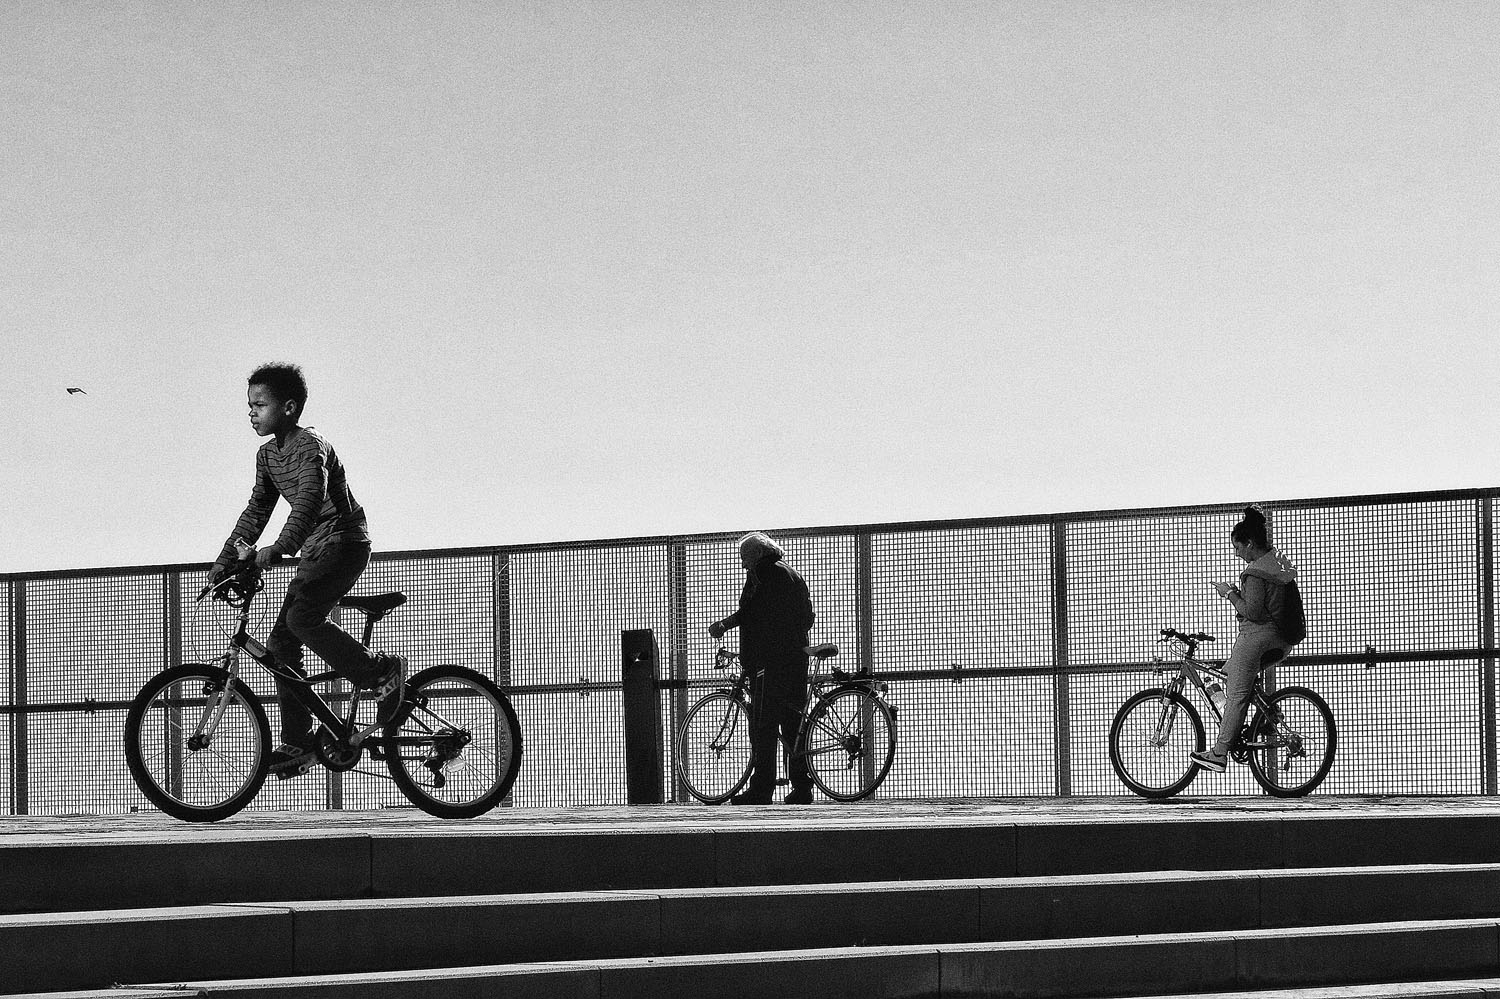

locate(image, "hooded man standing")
[[708, 532, 816, 805]]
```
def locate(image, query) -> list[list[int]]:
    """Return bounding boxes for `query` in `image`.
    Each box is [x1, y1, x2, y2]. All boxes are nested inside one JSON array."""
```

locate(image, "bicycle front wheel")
[[382, 664, 522, 818], [802, 686, 896, 802], [676, 690, 753, 804], [1245, 686, 1336, 797], [124, 664, 271, 822], [1109, 688, 1205, 798]]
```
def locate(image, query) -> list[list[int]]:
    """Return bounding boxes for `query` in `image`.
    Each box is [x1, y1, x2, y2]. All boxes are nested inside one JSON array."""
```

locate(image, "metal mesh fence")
[[4, 488, 1500, 815]]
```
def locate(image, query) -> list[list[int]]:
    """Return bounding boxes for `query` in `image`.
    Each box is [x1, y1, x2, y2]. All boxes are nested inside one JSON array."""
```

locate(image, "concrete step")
[[5, 865, 1500, 994], [11, 811, 1500, 914], [9, 919, 1500, 999]]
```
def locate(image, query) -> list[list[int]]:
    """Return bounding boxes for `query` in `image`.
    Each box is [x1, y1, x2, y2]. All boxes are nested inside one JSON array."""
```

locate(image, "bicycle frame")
[[712, 648, 892, 777], [1152, 641, 1281, 753], [187, 574, 386, 762]]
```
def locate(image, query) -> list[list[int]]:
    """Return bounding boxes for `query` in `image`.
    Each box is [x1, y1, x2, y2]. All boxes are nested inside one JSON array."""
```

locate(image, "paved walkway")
[[4, 795, 1500, 841]]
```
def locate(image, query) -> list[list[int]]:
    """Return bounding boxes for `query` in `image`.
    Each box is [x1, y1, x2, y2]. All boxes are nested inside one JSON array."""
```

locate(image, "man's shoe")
[[784, 787, 814, 805], [730, 792, 773, 805], [269, 742, 317, 780], [369, 653, 407, 726], [1190, 749, 1227, 773]]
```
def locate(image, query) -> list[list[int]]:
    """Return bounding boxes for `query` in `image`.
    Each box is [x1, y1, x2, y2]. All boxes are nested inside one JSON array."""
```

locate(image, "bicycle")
[[675, 642, 897, 804], [1108, 627, 1337, 799], [123, 551, 523, 821]]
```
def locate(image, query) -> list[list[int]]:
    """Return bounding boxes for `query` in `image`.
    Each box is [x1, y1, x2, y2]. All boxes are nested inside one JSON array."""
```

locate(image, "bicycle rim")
[[383, 665, 522, 818], [124, 664, 270, 822], [1108, 688, 1204, 798], [676, 691, 753, 804], [803, 687, 895, 802], [1246, 686, 1337, 797]]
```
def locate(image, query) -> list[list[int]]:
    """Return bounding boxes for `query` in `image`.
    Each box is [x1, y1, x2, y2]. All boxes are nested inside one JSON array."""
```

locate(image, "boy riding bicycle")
[[208, 363, 405, 779]]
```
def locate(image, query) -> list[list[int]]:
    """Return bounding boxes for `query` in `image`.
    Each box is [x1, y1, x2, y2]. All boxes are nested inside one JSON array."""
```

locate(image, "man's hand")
[[207, 563, 229, 586], [254, 548, 282, 569], [707, 620, 727, 640]]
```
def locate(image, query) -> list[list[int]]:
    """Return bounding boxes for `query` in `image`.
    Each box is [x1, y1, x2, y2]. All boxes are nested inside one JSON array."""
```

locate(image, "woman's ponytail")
[[1232, 504, 1271, 548]]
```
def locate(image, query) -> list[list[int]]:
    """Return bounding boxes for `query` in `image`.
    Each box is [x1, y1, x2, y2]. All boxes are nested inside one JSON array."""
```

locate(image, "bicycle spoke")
[[380, 665, 521, 817], [676, 691, 753, 804], [1245, 687, 1336, 797], [804, 687, 895, 802], [1109, 688, 1203, 798]]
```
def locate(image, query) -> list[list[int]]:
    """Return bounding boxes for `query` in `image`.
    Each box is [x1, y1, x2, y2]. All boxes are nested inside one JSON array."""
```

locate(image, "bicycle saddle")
[[804, 642, 839, 660], [339, 592, 407, 616]]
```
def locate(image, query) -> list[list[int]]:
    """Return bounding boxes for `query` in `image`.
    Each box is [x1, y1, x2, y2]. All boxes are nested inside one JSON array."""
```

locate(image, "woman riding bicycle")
[[1190, 505, 1299, 773], [707, 532, 816, 805]]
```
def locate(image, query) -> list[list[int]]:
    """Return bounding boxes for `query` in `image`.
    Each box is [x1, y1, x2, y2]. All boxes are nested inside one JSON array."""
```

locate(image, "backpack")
[[1269, 579, 1307, 646]]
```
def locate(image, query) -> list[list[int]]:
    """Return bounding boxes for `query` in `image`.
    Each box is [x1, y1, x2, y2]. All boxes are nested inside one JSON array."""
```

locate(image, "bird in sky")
[[66, 387, 87, 395]]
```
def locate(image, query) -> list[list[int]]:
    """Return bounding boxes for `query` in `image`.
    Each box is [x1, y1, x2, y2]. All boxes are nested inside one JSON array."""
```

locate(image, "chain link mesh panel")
[[4, 490, 1499, 814]]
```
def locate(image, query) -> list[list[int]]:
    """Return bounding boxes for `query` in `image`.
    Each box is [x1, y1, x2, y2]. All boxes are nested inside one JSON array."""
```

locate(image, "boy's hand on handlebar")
[[707, 621, 727, 640]]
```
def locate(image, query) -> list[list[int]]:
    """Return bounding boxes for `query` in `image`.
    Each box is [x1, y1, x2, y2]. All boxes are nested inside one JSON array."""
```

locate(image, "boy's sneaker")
[[369, 653, 408, 726], [784, 787, 814, 805], [269, 742, 317, 780], [1190, 749, 1228, 773]]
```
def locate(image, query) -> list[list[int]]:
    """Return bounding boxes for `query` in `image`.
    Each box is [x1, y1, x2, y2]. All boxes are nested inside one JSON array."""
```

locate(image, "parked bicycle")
[[1108, 627, 1336, 798], [124, 552, 522, 821], [676, 642, 897, 804]]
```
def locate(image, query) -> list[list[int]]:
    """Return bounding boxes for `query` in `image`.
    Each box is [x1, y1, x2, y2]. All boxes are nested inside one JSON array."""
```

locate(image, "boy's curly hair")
[[248, 362, 308, 414]]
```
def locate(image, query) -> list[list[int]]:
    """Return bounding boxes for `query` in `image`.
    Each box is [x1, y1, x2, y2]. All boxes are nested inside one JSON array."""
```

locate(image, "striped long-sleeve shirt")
[[216, 426, 369, 567]]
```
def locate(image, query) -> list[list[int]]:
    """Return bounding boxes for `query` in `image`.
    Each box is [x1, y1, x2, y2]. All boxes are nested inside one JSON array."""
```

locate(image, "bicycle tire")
[[802, 685, 896, 802], [676, 690, 754, 804], [1108, 687, 1205, 798], [382, 664, 522, 818], [124, 663, 271, 822], [1245, 685, 1336, 797]]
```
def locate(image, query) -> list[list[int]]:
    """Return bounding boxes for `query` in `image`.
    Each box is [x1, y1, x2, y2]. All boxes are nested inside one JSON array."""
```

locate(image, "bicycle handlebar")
[[1160, 628, 1216, 645], [196, 552, 264, 603]]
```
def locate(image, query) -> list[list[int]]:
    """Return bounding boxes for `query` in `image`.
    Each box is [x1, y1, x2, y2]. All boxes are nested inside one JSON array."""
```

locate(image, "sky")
[[3, 1, 1498, 574]]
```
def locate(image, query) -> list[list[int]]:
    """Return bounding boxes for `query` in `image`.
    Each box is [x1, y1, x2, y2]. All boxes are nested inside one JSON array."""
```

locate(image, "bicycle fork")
[[187, 656, 239, 752], [1148, 681, 1187, 748]]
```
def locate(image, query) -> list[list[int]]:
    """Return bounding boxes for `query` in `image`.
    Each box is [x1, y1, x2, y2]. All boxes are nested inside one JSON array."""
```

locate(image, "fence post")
[[1050, 520, 1072, 797], [10, 580, 26, 815], [493, 551, 511, 689], [668, 541, 688, 802], [856, 532, 874, 675], [1481, 497, 1496, 795], [163, 572, 185, 813]]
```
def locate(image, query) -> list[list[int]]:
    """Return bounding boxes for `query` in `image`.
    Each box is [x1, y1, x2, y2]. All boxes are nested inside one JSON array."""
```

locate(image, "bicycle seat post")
[[358, 611, 376, 649]]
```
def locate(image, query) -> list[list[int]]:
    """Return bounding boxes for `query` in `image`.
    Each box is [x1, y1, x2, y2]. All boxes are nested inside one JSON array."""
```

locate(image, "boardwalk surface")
[[5, 794, 1500, 841]]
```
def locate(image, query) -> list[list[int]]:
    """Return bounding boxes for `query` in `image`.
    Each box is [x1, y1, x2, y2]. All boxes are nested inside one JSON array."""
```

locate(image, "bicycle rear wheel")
[[1108, 688, 1205, 798], [382, 664, 522, 818], [676, 690, 753, 804], [802, 686, 896, 802], [1245, 686, 1336, 797], [124, 663, 271, 822]]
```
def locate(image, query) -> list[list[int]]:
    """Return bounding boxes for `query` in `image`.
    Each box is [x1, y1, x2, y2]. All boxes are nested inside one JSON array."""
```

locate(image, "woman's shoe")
[[1189, 749, 1227, 773]]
